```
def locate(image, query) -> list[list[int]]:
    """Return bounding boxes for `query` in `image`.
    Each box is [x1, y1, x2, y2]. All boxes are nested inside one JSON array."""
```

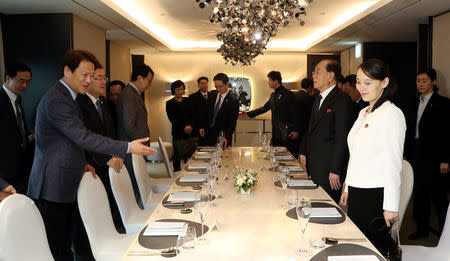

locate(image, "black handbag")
[[173, 137, 199, 160]]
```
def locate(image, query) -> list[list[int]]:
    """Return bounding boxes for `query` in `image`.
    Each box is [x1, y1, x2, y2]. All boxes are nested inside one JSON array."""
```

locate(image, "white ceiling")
[[0, 0, 449, 53]]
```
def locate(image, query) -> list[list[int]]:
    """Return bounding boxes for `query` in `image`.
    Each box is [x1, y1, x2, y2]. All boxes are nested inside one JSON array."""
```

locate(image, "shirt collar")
[[129, 82, 141, 94], [218, 90, 229, 98], [59, 80, 77, 101], [420, 92, 432, 102], [320, 85, 335, 99], [86, 92, 99, 105], [2, 84, 18, 102]]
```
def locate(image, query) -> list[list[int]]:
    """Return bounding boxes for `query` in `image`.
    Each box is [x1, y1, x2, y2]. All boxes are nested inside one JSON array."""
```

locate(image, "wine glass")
[[296, 198, 312, 255], [205, 174, 216, 207], [278, 167, 289, 208], [194, 191, 210, 244]]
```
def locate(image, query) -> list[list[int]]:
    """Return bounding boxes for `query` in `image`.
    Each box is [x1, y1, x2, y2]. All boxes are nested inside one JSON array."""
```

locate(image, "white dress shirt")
[[86, 92, 99, 107], [214, 90, 229, 111], [344, 101, 406, 212], [319, 85, 335, 109], [415, 92, 432, 139]]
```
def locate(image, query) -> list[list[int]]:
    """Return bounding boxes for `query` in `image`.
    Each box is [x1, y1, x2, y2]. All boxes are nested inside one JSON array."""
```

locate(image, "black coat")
[[295, 90, 314, 144], [188, 90, 209, 131], [247, 85, 299, 144], [299, 87, 354, 189], [166, 97, 194, 140], [201, 90, 239, 145], [404, 91, 450, 164], [77, 94, 117, 169], [0, 87, 33, 192]]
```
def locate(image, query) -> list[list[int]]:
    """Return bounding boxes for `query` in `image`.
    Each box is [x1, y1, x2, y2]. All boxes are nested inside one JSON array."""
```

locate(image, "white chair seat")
[[0, 194, 54, 261], [78, 172, 136, 261], [109, 166, 153, 233], [143, 190, 166, 210], [401, 245, 448, 261]]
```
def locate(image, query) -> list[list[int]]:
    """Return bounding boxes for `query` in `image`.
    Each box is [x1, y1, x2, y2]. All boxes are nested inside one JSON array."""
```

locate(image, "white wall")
[[432, 11, 450, 98], [340, 45, 363, 77], [73, 15, 106, 67], [136, 51, 307, 141], [109, 41, 131, 83]]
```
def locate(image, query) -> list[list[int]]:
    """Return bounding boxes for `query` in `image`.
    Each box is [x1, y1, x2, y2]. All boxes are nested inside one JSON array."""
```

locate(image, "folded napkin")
[[328, 255, 378, 261], [167, 191, 200, 202], [311, 207, 342, 218], [287, 166, 304, 172], [188, 163, 208, 170], [198, 147, 216, 152], [143, 221, 188, 236], [288, 180, 316, 187], [194, 153, 212, 159], [275, 155, 294, 161], [180, 174, 205, 183]]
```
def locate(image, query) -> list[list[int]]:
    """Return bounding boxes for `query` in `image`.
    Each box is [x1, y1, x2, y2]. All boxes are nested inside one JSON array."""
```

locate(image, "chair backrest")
[[109, 166, 142, 232], [158, 137, 174, 178], [437, 203, 450, 249], [132, 153, 154, 204], [0, 194, 54, 261], [391, 160, 414, 243], [77, 172, 120, 258]]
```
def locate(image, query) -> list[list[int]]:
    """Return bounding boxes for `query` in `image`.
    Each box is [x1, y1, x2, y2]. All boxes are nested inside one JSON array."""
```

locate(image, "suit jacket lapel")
[[309, 87, 338, 132], [419, 92, 436, 127]]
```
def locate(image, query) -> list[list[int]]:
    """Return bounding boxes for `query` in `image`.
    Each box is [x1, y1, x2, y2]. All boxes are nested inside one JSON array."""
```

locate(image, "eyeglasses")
[[92, 76, 109, 82]]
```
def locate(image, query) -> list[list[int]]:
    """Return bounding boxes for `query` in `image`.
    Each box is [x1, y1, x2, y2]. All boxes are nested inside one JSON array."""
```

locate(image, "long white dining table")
[[121, 147, 384, 260]]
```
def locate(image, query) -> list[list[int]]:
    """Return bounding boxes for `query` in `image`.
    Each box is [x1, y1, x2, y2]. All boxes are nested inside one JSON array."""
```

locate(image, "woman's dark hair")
[[357, 58, 397, 112], [197, 76, 209, 84], [170, 80, 185, 95], [417, 68, 438, 91], [267, 71, 282, 83]]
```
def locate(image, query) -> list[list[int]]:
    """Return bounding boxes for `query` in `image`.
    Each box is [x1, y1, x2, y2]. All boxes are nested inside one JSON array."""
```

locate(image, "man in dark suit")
[[0, 63, 33, 199], [239, 71, 299, 156], [294, 78, 315, 148], [116, 64, 153, 207], [27, 50, 155, 261], [299, 59, 353, 203], [340, 74, 369, 122], [405, 68, 450, 240], [200, 73, 239, 147], [77, 65, 124, 233], [189, 76, 209, 144], [106, 80, 125, 136]]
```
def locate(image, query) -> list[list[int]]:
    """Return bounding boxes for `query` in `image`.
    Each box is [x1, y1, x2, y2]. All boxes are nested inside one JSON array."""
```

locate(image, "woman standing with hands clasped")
[[340, 59, 405, 260]]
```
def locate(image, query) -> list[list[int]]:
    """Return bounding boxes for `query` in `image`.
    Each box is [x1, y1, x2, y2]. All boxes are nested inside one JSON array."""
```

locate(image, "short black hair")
[[417, 68, 438, 91], [324, 60, 342, 82], [197, 76, 209, 84], [343, 74, 357, 88], [301, 78, 313, 90], [170, 80, 185, 95], [131, 64, 154, 81], [5, 63, 32, 80], [267, 71, 282, 83], [336, 73, 345, 84], [213, 73, 229, 85], [63, 50, 100, 72], [107, 80, 125, 94]]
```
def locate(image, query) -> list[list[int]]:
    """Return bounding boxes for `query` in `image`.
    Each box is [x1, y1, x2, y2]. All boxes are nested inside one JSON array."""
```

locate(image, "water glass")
[[278, 167, 289, 207], [183, 226, 196, 249], [194, 191, 210, 244], [296, 198, 312, 255]]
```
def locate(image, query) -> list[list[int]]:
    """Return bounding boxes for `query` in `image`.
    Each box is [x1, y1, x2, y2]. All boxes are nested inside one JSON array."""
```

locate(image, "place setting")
[[285, 197, 346, 225], [274, 167, 317, 190]]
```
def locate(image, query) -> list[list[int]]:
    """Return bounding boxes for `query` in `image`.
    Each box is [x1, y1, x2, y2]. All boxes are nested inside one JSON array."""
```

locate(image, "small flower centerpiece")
[[233, 168, 258, 194]]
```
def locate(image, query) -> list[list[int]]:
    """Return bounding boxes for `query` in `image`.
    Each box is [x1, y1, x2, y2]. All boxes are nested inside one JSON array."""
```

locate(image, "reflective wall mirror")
[[229, 77, 252, 111]]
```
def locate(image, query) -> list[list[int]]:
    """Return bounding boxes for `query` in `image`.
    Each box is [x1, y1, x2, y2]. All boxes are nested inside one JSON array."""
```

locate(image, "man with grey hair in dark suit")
[[116, 63, 154, 207], [27, 50, 156, 261]]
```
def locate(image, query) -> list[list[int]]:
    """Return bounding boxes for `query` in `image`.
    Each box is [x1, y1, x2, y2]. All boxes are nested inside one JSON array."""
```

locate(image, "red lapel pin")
[[326, 108, 331, 113]]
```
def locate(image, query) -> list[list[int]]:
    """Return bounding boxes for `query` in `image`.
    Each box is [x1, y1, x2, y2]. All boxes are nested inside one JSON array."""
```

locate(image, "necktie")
[[95, 99, 104, 121], [14, 95, 27, 149], [210, 94, 223, 127], [204, 93, 208, 100], [314, 94, 322, 111]]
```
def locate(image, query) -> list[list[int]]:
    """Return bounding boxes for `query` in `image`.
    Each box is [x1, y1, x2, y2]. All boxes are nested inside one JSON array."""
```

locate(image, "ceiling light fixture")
[[195, 0, 315, 66]]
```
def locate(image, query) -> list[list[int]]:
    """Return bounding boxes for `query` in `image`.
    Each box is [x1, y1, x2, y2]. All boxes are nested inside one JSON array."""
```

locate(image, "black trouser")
[[410, 142, 449, 234], [37, 199, 94, 261], [204, 127, 231, 147], [172, 139, 181, 172], [272, 128, 299, 158], [124, 154, 144, 209], [347, 186, 397, 257]]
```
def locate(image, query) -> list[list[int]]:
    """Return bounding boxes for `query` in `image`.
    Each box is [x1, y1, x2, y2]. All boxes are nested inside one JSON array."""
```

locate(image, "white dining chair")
[[158, 137, 179, 178], [132, 154, 172, 207], [390, 160, 414, 243], [0, 194, 54, 261], [77, 172, 136, 261], [402, 203, 450, 261], [109, 166, 154, 233]]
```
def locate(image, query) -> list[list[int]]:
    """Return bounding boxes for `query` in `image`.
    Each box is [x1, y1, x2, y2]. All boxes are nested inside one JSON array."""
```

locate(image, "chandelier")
[[195, 0, 314, 66]]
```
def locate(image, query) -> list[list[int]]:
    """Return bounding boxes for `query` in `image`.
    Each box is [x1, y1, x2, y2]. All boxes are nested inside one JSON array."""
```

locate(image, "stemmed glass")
[[270, 149, 278, 172], [194, 190, 210, 244], [296, 198, 312, 255], [205, 173, 216, 207], [278, 167, 289, 208]]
